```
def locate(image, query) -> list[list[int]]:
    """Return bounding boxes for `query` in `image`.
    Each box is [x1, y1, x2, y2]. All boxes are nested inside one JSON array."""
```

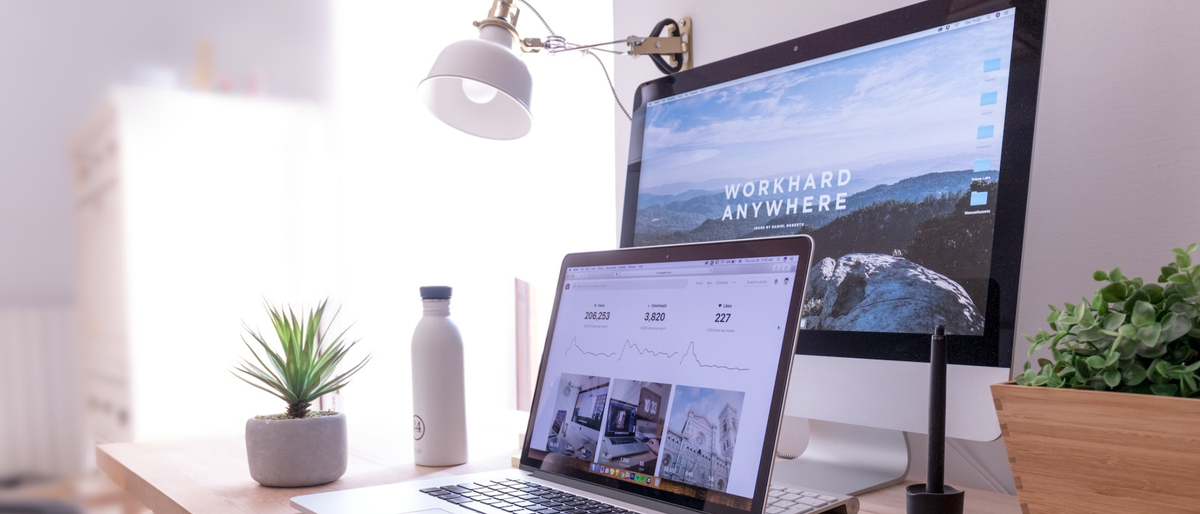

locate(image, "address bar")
[[570, 278, 688, 290], [611, 267, 714, 278]]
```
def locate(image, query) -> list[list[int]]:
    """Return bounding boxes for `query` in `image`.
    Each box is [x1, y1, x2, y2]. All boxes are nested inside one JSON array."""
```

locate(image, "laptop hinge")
[[529, 470, 705, 514]]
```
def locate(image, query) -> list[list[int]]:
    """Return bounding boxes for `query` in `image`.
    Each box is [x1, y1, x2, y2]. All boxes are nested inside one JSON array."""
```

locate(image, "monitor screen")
[[622, 0, 1044, 367]]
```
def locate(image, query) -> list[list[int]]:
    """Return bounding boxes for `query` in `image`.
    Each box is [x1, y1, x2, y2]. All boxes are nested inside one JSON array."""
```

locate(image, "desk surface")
[[97, 427, 1020, 514]]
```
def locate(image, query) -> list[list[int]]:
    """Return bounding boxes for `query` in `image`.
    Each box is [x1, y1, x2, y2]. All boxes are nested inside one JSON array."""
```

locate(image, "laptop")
[[599, 399, 648, 458], [293, 235, 833, 514]]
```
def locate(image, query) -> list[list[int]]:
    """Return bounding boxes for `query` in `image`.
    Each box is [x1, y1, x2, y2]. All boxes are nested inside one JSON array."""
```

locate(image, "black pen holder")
[[906, 484, 964, 514]]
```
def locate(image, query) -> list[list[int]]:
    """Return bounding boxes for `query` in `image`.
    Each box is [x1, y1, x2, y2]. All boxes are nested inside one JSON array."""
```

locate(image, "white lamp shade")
[[419, 29, 533, 140]]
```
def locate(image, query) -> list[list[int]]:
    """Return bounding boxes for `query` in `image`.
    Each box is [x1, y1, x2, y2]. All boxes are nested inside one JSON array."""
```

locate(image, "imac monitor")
[[573, 383, 610, 432], [620, 0, 1046, 495]]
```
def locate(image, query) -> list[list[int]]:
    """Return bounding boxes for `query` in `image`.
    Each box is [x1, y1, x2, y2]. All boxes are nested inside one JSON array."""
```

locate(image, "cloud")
[[673, 148, 721, 166], [851, 53, 934, 96], [639, 18, 1016, 185], [668, 385, 746, 433]]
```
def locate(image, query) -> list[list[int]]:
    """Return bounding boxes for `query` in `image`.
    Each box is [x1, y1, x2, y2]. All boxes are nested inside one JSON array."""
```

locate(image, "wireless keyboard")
[[766, 483, 859, 514]]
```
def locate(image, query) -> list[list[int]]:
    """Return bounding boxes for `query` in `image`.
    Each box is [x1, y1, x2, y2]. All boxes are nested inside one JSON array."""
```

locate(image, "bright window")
[[331, 1, 617, 444]]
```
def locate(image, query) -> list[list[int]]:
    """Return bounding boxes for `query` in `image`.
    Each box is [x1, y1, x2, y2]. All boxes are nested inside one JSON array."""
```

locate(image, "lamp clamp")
[[626, 17, 691, 72]]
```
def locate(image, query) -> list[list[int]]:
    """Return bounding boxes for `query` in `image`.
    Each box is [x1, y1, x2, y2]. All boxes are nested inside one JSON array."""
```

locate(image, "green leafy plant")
[[233, 299, 370, 418], [1018, 244, 1200, 397]]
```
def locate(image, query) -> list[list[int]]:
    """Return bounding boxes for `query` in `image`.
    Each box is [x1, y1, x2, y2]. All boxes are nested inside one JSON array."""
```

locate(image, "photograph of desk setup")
[[2, 1, 1200, 514]]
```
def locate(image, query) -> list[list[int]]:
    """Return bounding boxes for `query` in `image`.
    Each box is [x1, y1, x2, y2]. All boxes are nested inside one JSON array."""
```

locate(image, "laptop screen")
[[521, 236, 812, 514], [606, 400, 637, 436]]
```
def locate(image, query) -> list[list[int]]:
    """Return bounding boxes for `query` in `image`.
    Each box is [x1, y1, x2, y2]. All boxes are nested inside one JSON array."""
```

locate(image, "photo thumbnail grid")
[[544, 373, 746, 493]]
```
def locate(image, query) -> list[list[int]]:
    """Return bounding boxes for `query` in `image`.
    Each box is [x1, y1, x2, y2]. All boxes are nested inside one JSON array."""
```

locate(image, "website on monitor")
[[634, 9, 1017, 337]]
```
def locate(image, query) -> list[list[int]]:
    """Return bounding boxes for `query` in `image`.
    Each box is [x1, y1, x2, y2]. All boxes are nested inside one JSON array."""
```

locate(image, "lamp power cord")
[[516, 0, 686, 121], [590, 51, 631, 121]]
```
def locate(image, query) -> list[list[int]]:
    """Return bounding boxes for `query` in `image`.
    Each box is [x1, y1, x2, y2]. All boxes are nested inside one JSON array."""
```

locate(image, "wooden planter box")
[[991, 382, 1200, 513]]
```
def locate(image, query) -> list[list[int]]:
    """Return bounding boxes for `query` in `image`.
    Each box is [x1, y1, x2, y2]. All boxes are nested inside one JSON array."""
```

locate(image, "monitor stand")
[[770, 418, 910, 496]]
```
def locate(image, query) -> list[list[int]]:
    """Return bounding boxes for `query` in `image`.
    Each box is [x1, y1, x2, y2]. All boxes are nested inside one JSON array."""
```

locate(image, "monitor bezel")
[[519, 235, 814, 514], [619, 0, 1046, 369]]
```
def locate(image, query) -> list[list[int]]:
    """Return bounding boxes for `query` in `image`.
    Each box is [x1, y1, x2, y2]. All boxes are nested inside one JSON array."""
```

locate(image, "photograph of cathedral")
[[658, 386, 745, 492]]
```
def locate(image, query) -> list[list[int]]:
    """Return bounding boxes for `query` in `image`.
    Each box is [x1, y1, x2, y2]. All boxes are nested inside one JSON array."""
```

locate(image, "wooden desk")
[[97, 428, 1019, 514]]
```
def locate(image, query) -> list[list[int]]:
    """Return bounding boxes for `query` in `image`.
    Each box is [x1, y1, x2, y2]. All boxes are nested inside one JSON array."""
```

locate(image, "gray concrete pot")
[[245, 412, 347, 487]]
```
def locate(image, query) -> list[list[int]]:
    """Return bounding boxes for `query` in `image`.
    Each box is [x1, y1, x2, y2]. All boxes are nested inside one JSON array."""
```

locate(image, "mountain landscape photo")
[[631, 15, 1017, 336]]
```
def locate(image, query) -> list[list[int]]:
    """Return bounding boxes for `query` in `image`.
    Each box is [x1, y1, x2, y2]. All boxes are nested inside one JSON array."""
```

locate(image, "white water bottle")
[[411, 286, 468, 466]]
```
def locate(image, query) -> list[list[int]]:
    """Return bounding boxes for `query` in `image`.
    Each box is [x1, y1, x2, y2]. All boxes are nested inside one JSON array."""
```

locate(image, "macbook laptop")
[[293, 235, 841, 514], [599, 399, 648, 458]]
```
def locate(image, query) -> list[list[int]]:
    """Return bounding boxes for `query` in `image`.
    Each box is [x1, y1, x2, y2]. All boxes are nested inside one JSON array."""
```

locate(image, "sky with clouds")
[[667, 385, 745, 436], [639, 15, 1015, 191]]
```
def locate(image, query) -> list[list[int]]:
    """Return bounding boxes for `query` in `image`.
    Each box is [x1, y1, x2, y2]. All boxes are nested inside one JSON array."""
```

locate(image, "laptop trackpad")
[[405, 509, 455, 514]]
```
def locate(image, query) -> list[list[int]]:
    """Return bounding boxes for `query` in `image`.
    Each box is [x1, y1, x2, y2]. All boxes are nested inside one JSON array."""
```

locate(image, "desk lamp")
[[419, 0, 692, 140]]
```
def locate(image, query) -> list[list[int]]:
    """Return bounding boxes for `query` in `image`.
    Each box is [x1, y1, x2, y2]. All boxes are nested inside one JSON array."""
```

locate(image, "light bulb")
[[461, 79, 498, 104]]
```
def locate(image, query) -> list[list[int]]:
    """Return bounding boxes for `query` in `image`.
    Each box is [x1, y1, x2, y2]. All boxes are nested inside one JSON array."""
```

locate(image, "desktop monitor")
[[619, 0, 1046, 494], [573, 383, 610, 432]]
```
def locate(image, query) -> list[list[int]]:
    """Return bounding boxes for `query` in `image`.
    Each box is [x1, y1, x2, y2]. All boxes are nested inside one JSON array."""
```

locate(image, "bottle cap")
[[419, 286, 452, 300]]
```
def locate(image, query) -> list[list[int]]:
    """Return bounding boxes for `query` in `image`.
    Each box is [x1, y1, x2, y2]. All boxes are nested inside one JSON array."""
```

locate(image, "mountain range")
[[633, 168, 998, 244]]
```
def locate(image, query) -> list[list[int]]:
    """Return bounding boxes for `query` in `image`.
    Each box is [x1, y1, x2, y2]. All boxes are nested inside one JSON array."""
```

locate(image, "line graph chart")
[[564, 338, 749, 372]]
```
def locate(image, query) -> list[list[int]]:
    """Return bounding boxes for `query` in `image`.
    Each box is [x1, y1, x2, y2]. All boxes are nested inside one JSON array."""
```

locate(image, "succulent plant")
[[233, 299, 370, 418], [1018, 244, 1200, 397]]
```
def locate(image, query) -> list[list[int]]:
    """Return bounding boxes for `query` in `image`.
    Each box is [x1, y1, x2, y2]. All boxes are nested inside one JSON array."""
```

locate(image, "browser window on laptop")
[[521, 237, 812, 514]]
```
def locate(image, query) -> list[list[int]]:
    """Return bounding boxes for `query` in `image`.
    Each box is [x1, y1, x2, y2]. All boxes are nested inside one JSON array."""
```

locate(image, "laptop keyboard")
[[422, 478, 856, 514], [607, 437, 638, 445], [422, 478, 634, 514], [765, 484, 857, 514]]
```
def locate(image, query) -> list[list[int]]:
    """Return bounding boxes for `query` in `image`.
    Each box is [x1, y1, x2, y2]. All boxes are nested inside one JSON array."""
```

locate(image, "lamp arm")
[[479, 0, 691, 71], [536, 36, 646, 54], [520, 22, 692, 72]]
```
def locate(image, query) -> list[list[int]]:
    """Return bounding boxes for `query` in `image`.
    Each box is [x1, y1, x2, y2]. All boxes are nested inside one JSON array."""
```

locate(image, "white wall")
[[612, 0, 1200, 495], [1013, 0, 1200, 366], [0, 0, 330, 306]]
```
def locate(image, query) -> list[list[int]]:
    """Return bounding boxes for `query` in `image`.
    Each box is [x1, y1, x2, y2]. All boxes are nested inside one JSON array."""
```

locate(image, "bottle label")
[[413, 415, 426, 440]]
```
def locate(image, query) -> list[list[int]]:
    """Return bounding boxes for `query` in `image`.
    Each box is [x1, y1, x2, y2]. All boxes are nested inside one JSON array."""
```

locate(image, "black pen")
[[927, 325, 946, 495]]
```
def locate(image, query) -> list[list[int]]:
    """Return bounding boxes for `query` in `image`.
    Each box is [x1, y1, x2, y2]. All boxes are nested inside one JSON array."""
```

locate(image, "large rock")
[[803, 254, 983, 335]]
